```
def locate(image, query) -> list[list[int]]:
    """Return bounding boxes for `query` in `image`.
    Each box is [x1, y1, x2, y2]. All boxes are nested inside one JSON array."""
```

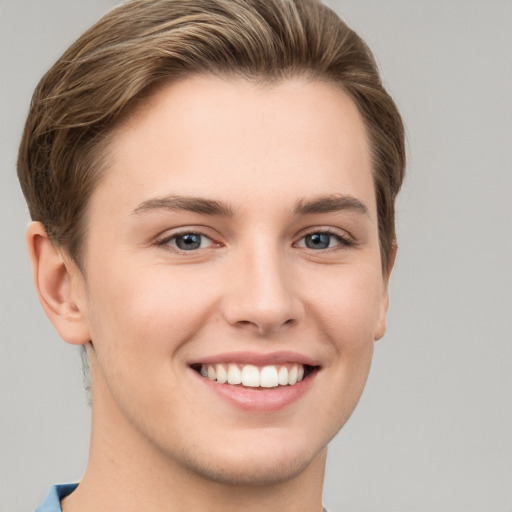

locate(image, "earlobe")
[[375, 238, 398, 341], [26, 221, 90, 345], [374, 290, 389, 341]]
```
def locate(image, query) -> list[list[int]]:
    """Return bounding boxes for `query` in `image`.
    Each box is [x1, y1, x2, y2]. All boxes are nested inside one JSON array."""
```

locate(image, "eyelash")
[[156, 230, 219, 252], [294, 229, 354, 251], [156, 229, 353, 253]]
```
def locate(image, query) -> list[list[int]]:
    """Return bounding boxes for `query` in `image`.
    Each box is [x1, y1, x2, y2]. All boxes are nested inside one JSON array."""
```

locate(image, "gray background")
[[1, 1, 511, 511]]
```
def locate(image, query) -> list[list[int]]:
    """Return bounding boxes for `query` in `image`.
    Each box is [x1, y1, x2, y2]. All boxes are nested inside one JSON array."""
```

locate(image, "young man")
[[18, 1, 405, 511]]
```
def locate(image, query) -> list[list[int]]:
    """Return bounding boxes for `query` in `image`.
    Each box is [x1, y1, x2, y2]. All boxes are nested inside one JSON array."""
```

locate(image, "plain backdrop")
[[1, 1, 511, 511]]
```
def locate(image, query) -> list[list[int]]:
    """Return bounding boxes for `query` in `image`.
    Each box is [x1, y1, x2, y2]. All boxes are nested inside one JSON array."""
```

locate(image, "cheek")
[[307, 267, 382, 427], [84, 261, 218, 368], [83, 262, 222, 426], [307, 263, 385, 351]]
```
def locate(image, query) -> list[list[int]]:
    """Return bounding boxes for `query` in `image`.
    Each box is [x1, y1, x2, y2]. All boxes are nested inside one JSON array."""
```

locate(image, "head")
[[18, 0, 405, 489]]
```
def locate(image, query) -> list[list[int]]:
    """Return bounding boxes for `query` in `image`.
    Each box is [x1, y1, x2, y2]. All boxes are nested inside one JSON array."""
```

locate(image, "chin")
[[183, 447, 322, 487], [140, 386, 356, 488]]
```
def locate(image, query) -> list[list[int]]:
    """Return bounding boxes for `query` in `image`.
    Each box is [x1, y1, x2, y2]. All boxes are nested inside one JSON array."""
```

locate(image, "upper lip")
[[187, 350, 321, 367]]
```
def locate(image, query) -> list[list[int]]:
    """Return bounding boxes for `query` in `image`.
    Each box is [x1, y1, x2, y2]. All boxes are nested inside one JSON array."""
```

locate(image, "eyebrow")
[[132, 195, 234, 217], [293, 194, 370, 217], [132, 193, 369, 218]]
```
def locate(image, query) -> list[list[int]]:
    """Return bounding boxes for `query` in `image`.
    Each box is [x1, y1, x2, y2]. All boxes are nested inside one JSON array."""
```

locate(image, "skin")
[[27, 75, 394, 512]]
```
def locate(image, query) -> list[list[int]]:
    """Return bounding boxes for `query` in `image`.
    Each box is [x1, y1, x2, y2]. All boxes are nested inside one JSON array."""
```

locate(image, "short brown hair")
[[17, 0, 405, 273]]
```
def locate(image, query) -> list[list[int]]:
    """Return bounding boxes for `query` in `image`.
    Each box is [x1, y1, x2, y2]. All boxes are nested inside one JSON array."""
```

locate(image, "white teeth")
[[216, 364, 227, 384], [288, 364, 298, 385], [260, 366, 279, 388], [207, 366, 216, 380], [241, 365, 260, 387], [200, 363, 309, 388], [227, 364, 242, 385], [278, 366, 289, 385]]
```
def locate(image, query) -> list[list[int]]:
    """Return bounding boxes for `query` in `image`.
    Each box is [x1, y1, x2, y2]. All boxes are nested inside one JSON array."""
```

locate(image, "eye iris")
[[176, 233, 201, 250], [305, 233, 330, 249]]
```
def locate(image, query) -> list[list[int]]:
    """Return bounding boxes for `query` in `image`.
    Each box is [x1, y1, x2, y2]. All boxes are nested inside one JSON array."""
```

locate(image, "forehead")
[[94, 75, 375, 218]]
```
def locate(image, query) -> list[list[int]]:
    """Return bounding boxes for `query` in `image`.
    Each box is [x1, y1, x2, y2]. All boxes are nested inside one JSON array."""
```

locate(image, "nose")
[[222, 244, 304, 335]]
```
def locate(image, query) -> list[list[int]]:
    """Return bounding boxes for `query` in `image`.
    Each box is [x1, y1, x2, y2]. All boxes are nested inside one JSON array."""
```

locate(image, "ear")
[[26, 221, 90, 345], [375, 238, 398, 341]]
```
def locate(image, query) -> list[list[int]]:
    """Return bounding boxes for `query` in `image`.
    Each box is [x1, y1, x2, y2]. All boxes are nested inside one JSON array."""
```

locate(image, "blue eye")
[[305, 233, 331, 249], [174, 233, 202, 250], [297, 231, 349, 250], [161, 232, 214, 251]]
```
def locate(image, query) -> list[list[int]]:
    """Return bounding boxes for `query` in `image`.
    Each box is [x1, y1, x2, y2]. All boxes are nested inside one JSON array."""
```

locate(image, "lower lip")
[[193, 369, 316, 412]]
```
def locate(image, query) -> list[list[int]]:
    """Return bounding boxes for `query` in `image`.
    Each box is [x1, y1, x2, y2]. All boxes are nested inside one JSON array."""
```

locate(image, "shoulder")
[[35, 484, 78, 512]]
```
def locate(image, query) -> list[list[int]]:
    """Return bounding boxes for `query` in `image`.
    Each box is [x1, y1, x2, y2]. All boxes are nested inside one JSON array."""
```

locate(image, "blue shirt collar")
[[35, 484, 78, 512]]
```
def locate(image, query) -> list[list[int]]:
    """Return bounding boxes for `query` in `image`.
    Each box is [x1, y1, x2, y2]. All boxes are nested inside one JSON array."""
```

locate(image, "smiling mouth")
[[191, 363, 317, 389]]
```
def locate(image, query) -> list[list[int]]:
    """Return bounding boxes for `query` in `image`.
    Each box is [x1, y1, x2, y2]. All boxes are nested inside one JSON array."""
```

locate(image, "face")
[[73, 75, 390, 485]]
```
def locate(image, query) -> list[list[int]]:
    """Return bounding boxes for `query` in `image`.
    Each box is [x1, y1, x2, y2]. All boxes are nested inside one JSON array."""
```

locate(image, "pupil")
[[306, 233, 330, 249], [176, 233, 201, 250]]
